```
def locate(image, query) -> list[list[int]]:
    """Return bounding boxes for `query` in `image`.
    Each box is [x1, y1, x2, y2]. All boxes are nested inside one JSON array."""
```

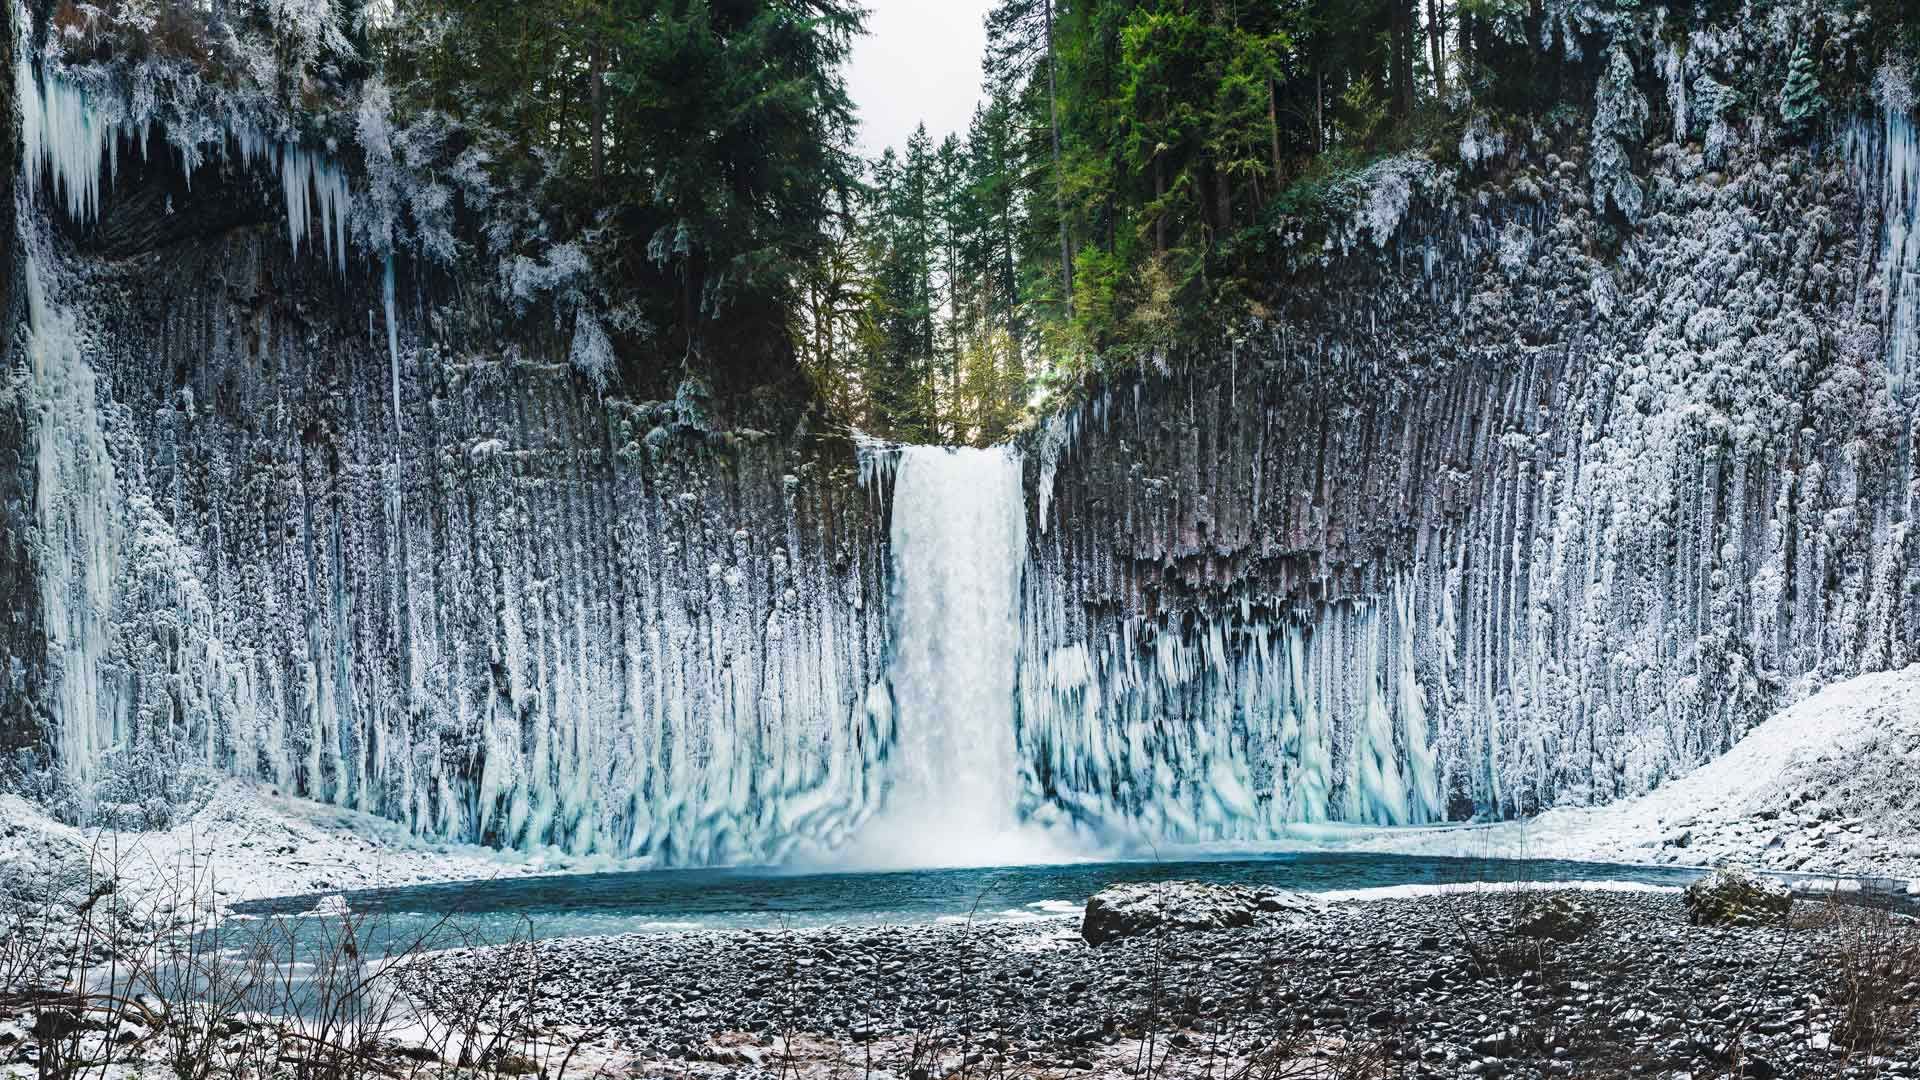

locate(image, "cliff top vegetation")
[[15, 0, 1920, 443]]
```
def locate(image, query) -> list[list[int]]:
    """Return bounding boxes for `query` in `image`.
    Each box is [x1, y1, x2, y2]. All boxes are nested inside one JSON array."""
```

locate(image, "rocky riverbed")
[[405, 883, 1920, 1079]]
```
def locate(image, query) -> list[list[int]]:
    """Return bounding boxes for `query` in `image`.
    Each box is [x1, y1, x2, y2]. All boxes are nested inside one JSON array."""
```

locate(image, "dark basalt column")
[[0, 0, 50, 767]]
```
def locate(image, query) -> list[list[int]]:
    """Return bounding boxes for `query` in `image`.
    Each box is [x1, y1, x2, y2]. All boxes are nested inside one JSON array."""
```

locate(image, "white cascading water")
[[851, 445, 1071, 865]]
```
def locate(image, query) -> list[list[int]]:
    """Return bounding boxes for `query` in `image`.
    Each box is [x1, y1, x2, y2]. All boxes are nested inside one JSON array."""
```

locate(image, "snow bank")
[[1303, 666, 1920, 881], [1318, 880, 1679, 904], [0, 780, 619, 908]]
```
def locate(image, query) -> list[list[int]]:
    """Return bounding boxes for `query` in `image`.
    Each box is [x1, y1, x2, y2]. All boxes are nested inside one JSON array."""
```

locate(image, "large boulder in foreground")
[[1511, 893, 1597, 942], [1684, 868, 1793, 927], [1080, 882, 1319, 946]]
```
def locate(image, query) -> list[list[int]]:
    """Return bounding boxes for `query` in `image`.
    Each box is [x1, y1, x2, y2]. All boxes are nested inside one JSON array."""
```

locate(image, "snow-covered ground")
[[0, 781, 612, 910], [1294, 664, 1920, 883]]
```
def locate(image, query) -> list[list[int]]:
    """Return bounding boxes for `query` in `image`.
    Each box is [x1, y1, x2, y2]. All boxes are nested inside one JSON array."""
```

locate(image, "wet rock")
[[1080, 882, 1317, 945], [31, 1011, 103, 1041], [1511, 894, 1596, 942], [407, 887, 1918, 1079], [1684, 869, 1792, 927]]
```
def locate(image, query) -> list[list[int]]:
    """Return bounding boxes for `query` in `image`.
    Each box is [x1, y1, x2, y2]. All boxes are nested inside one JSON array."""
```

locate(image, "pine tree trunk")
[[1391, 0, 1416, 119], [1426, 0, 1447, 102], [1268, 78, 1283, 181], [1154, 154, 1168, 256], [684, 269, 697, 364], [1315, 70, 1324, 152], [1458, 5, 1474, 82], [1212, 0, 1233, 231], [1043, 0, 1073, 317], [1215, 167, 1232, 236], [589, 25, 606, 185]]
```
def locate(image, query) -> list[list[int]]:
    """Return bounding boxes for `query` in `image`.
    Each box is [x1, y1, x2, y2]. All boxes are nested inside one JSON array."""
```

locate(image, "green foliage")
[[831, 113, 1035, 445], [370, 0, 864, 406], [1778, 31, 1826, 131], [1338, 75, 1390, 146], [42, 0, 1920, 435], [844, 0, 1448, 434]]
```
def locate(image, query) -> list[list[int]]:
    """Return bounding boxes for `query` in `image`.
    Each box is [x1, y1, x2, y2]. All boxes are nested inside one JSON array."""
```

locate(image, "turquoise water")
[[225, 852, 1718, 953]]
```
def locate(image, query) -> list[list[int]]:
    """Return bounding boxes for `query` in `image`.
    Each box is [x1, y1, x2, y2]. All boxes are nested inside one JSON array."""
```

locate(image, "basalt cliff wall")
[[1020, 123, 1918, 839], [3, 52, 894, 864]]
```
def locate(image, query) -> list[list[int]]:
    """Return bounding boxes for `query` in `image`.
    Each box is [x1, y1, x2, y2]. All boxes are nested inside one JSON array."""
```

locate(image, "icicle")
[[381, 253, 403, 434], [1884, 109, 1919, 400], [854, 434, 902, 500], [282, 145, 353, 274], [17, 56, 355, 274], [282, 146, 311, 261], [16, 56, 120, 224], [1858, 107, 1920, 400]]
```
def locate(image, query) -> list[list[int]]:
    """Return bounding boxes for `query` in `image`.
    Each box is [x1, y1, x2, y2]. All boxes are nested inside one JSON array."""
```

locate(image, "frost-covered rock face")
[[46, 233, 893, 866], [7, 179, 894, 865], [0, 3, 42, 766], [0, 37, 905, 866], [1024, 121, 1918, 837]]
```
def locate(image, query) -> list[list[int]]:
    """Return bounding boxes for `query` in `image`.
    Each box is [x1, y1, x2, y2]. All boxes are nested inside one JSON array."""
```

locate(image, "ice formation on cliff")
[[15, 50, 351, 271], [1852, 104, 1920, 400], [1018, 573, 1444, 844], [20, 231, 120, 790]]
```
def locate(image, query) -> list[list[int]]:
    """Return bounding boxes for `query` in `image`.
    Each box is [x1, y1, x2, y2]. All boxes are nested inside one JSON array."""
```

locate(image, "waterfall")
[[851, 445, 1070, 865], [846, 441, 1452, 864]]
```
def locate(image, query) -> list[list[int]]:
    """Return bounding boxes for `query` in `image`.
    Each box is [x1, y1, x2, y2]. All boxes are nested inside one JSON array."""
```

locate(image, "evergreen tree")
[[844, 1, 1889, 441], [793, 190, 869, 425], [859, 133, 941, 442], [610, 1, 865, 377], [987, 0, 1077, 318], [377, 0, 865, 399], [1591, 42, 1648, 227], [1778, 32, 1826, 131]]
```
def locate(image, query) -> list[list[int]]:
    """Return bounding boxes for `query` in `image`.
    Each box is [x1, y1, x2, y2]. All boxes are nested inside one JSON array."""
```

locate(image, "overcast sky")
[[846, 0, 998, 159]]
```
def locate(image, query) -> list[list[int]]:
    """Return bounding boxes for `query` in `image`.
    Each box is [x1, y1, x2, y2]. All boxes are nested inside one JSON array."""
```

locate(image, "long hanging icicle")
[[383, 253, 402, 432], [17, 54, 121, 223], [1853, 105, 1920, 399], [283, 145, 351, 274], [19, 53, 353, 275], [20, 232, 123, 792]]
